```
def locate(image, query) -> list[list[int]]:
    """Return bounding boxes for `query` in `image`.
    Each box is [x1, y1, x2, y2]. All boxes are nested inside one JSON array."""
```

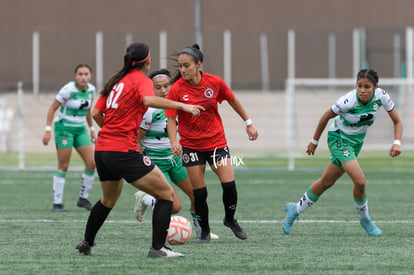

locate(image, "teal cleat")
[[360, 217, 382, 237], [282, 202, 299, 235]]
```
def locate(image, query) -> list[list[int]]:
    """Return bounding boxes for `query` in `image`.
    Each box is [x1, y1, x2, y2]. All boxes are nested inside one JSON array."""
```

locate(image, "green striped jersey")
[[54, 81, 95, 127], [140, 107, 173, 158], [329, 88, 395, 144]]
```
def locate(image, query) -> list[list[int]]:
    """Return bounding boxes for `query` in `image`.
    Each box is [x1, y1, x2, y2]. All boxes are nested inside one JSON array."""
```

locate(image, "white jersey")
[[329, 88, 395, 144], [54, 81, 95, 127], [140, 107, 173, 158]]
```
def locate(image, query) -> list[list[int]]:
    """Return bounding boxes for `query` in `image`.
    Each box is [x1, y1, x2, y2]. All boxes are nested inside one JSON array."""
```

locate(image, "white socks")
[[80, 170, 94, 199], [53, 171, 66, 204]]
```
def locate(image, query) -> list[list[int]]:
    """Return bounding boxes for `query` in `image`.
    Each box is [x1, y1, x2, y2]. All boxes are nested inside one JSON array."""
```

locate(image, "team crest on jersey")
[[204, 87, 214, 98], [143, 156, 152, 166], [182, 153, 190, 164], [61, 138, 68, 146], [342, 149, 350, 157], [372, 101, 378, 111]]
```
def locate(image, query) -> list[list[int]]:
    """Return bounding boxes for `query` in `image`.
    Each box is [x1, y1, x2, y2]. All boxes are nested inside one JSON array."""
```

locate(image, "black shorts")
[[95, 150, 155, 183], [182, 146, 231, 167]]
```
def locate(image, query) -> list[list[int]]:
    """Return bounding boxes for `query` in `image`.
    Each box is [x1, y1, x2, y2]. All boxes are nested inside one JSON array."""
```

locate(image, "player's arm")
[[142, 96, 204, 117], [306, 109, 337, 155], [387, 108, 403, 157], [42, 99, 61, 146], [227, 97, 258, 141], [86, 108, 96, 143], [92, 108, 105, 128], [167, 116, 182, 157]]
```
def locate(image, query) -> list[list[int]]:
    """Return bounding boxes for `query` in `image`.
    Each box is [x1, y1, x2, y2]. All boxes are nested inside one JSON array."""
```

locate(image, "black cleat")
[[196, 232, 211, 243], [52, 204, 67, 212], [75, 240, 93, 255], [223, 218, 247, 240], [77, 197, 92, 211], [147, 246, 184, 258]]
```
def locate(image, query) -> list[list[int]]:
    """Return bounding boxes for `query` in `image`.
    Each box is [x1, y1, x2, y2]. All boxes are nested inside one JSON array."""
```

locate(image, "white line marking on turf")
[[0, 219, 413, 224]]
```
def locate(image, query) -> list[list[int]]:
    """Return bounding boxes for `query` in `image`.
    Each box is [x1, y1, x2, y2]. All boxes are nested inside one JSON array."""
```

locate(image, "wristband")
[[90, 126, 96, 132], [45, 125, 52, 132], [245, 119, 252, 126], [311, 138, 319, 145], [393, 140, 401, 146]]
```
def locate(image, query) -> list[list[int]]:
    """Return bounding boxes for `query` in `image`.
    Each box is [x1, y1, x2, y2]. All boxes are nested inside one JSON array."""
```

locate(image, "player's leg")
[[76, 144, 95, 210], [53, 147, 72, 212], [342, 159, 381, 236], [77, 178, 123, 255], [210, 156, 247, 240], [186, 164, 210, 242], [130, 166, 183, 257], [283, 161, 344, 235]]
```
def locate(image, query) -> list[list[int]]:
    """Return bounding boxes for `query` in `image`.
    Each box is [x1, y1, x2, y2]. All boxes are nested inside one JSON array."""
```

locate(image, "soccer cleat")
[[223, 218, 247, 240], [196, 232, 211, 243], [282, 202, 299, 235], [77, 197, 92, 211], [210, 232, 219, 239], [134, 191, 148, 222], [147, 246, 184, 258], [52, 204, 67, 212], [360, 217, 382, 237], [75, 240, 93, 255]]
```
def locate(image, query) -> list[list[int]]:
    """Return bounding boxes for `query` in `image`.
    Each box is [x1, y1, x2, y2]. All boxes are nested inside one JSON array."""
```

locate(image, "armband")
[[45, 126, 52, 132], [393, 140, 401, 146]]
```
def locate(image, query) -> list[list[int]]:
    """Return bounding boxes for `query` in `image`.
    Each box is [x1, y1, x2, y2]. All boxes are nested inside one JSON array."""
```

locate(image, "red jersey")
[[165, 72, 235, 151], [94, 70, 154, 152]]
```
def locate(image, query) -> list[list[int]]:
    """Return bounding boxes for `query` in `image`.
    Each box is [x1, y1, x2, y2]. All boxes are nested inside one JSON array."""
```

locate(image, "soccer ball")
[[166, 216, 192, 245]]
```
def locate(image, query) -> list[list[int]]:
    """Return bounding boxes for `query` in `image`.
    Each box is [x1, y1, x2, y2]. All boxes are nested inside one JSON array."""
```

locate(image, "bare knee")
[[172, 200, 182, 214], [353, 178, 366, 194]]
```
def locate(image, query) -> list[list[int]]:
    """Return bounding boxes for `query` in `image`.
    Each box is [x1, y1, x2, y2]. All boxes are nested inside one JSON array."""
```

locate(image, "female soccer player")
[[42, 64, 96, 212], [75, 42, 203, 258], [165, 44, 258, 242], [133, 69, 218, 239], [282, 68, 403, 236]]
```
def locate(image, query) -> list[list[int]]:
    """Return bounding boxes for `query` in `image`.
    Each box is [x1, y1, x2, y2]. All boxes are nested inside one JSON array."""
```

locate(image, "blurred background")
[[1, 0, 413, 169]]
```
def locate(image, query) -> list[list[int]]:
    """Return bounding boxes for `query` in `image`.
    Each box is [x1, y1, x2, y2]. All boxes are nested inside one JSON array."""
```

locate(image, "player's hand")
[[183, 104, 205, 117], [306, 142, 317, 155], [42, 132, 51, 145], [90, 131, 97, 144], [246, 125, 258, 140], [389, 144, 401, 157], [171, 141, 183, 157]]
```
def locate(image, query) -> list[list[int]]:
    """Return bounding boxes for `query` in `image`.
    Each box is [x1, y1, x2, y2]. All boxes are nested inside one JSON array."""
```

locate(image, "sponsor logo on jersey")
[[182, 95, 189, 101], [204, 87, 214, 98], [143, 156, 152, 166]]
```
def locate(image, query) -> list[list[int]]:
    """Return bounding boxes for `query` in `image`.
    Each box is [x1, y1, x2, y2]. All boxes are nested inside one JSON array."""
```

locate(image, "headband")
[[132, 50, 151, 66], [180, 47, 200, 61], [151, 73, 171, 80]]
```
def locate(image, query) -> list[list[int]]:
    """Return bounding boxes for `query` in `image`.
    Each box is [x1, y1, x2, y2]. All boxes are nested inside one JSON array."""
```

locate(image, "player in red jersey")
[[165, 44, 258, 242], [75, 42, 203, 258]]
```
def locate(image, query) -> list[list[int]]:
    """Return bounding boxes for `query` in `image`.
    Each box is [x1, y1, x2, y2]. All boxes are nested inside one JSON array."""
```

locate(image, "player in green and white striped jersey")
[[283, 69, 403, 237], [133, 69, 218, 239], [42, 64, 96, 212]]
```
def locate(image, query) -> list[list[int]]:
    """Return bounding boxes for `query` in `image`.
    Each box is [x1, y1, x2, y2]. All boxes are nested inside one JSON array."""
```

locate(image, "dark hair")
[[357, 69, 379, 85], [148, 68, 171, 80], [171, 43, 204, 83], [101, 42, 150, 96], [74, 64, 92, 74]]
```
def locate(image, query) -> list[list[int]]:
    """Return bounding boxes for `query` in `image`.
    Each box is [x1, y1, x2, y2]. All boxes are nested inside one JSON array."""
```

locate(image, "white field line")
[[0, 219, 413, 224]]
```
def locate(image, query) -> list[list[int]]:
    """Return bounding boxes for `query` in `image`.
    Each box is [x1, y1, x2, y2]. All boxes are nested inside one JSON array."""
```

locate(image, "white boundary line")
[[0, 219, 413, 224]]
